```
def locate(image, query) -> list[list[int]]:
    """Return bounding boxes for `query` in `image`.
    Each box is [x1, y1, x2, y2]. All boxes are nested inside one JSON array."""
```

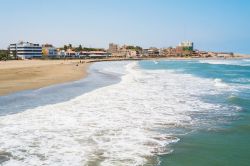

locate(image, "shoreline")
[[0, 56, 249, 96], [86, 55, 250, 62], [0, 60, 90, 96]]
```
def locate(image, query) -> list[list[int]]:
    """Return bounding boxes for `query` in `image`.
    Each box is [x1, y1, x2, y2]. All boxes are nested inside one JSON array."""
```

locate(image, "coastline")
[[0, 55, 249, 96], [0, 60, 90, 96]]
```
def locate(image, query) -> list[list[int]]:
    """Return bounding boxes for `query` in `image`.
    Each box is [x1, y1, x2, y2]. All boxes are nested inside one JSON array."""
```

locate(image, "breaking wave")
[[0, 62, 239, 166], [199, 59, 250, 66]]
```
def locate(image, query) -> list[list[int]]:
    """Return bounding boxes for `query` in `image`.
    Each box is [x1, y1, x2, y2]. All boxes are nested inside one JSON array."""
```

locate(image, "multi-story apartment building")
[[9, 42, 42, 59]]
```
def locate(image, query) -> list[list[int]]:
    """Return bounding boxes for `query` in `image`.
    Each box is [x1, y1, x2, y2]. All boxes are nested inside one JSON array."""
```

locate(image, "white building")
[[178, 41, 194, 51], [9, 42, 42, 59], [57, 50, 66, 57]]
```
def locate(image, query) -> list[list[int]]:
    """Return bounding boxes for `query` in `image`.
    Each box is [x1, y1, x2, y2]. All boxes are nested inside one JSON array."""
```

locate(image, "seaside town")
[[1, 0, 250, 165], [0, 41, 237, 61]]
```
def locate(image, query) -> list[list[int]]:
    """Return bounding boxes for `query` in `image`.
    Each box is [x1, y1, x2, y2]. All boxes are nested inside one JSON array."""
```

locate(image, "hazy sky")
[[1, 0, 250, 53]]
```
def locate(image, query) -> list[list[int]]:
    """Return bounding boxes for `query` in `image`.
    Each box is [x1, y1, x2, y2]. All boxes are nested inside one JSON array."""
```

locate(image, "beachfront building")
[[142, 49, 149, 57], [216, 52, 234, 58], [178, 41, 194, 51], [9, 41, 42, 59], [108, 43, 119, 53], [108, 43, 125, 57], [159, 48, 165, 57], [57, 50, 66, 58], [126, 50, 137, 58], [175, 41, 194, 56], [162, 47, 177, 57], [65, 49, 78, 58], [108, 43, 143, 58], [42, 44, 58, 58], [88, 51, 111, 58], [142, 47, 159, 57], [57, 49, 76, 58], [80, 51, 110, 58]]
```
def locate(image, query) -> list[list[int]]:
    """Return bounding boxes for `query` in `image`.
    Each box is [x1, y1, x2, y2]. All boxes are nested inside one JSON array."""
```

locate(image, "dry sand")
[[0, 60, 90, 96]]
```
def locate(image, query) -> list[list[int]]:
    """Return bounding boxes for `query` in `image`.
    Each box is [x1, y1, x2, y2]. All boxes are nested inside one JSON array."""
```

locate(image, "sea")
[[0, 59, 250, 166]]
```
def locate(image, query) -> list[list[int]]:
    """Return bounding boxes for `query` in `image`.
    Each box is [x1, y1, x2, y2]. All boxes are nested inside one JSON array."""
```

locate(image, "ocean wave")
[[0, 62, 239, 166], [243, 59, 250, 62], [231, 78, 250, 84], [198, 60, 250, 66], [214, 78, 229, 88]]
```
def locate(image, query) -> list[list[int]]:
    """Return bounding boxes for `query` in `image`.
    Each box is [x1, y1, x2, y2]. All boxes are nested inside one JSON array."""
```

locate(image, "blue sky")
[[0, 0, 250, 53]]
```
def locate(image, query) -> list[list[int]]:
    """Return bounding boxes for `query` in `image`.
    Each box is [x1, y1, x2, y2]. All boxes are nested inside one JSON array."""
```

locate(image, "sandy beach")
[[0, 60, 90, 96]]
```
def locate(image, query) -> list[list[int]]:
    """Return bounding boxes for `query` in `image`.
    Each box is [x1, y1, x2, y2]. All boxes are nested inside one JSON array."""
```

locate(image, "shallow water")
[[0, 59, 250, 165]]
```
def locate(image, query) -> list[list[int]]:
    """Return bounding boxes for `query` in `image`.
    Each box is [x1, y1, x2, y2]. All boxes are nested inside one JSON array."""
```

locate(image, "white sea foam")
[[0, 62, 238, 166], [199, 60, 232, 65], [243, 59, 250, 62], [214, 78, 229, 88], [153, 61, 159, 64], [199, 59, 250, 66]]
